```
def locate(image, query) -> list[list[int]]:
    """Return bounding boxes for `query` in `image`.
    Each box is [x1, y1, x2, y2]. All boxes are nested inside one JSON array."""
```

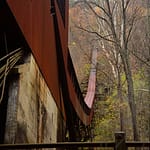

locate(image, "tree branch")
[[84, 1, 112, 29], [130, 50, 150, 68], [75, 24, 116, 43], [125, 0, 131, 10], [89, 1, 110, 18]]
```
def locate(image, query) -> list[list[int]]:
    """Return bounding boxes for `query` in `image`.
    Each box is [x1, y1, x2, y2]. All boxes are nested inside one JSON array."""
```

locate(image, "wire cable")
[[0, 48, 23, 104]]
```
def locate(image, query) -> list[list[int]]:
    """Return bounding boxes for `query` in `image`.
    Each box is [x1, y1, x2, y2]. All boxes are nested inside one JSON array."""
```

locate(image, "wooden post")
[[115, 132, 127, 150]]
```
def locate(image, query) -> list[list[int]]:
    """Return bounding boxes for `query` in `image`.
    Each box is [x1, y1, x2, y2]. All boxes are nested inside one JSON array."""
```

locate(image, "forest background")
[[68, 0, 150, 142]]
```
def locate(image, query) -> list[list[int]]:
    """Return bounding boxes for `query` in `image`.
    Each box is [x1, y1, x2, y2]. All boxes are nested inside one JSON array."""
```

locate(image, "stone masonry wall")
[[4, 54, 66, 148]]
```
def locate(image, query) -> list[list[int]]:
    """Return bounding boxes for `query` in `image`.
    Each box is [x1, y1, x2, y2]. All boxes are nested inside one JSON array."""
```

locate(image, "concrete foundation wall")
[[4, 54, 66, 146]]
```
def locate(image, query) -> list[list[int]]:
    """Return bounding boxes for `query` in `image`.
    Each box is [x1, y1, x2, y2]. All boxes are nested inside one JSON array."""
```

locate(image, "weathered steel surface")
[[6, 0, 96, 125], [6, 0, 63, 113], [54, 1, 94, 125]]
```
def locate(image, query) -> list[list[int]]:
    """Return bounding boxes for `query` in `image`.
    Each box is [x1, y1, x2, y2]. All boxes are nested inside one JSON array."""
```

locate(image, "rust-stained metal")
[[5, 0, 97, 125], [54, 1, 96, 125], [6, 0, 64, 117]]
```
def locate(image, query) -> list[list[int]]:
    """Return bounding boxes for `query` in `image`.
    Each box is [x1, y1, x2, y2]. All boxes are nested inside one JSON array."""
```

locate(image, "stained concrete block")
[[4, 54, 66, 148]]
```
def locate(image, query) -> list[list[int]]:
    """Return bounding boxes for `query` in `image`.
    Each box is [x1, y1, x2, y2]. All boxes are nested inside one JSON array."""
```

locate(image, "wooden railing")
[[0, 132, 150, 149]]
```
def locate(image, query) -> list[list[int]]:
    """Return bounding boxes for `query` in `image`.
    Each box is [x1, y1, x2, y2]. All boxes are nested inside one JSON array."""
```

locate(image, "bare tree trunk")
[[117, 69, 125, 131], [121, 53, 139, 141], [120, 0, 139, 141], [147, 0, 150, 142]]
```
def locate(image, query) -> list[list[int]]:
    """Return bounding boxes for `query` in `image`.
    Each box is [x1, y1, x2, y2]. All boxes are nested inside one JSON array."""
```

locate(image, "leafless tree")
[[73, 0, 142, 141]]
